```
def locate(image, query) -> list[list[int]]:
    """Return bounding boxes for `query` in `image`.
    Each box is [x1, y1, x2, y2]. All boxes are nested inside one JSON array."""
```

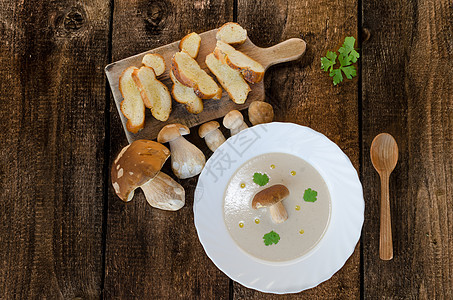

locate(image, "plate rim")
[[194, 122, 364, 294]]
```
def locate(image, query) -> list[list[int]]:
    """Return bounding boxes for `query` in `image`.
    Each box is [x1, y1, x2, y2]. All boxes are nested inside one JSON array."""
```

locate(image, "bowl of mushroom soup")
[[194, 122, 364, 294]]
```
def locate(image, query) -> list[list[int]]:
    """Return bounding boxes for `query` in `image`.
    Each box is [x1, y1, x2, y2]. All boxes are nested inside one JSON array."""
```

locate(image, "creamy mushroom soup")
[[223, 152, 331, 262]]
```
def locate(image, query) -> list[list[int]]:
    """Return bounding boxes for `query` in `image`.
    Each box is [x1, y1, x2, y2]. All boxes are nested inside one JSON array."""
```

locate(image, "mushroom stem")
[[230, 122, 248, 136], [169, 136, 206, 179], [269, 202, 288, 224], [204, 129, 226, 152], [252, 184, 289, 224], [223, 110, 248, 136], [141, 172, 185, 211]]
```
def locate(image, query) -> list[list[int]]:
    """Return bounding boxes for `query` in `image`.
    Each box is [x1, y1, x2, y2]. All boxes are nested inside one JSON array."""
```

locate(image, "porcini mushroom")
[[252, 184, 289, 224], [157, 124, 206, 179], [248, 101, 274, 125], [111, 140, 185, 211], [198, 121, 226, 152], [223, 110, 248, 136]]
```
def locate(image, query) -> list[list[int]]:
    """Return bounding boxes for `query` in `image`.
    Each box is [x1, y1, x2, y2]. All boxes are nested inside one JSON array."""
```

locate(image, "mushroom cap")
[[223, 110, 244, 129], [157, 123, 190, 143], [111, 140, 170, 202], [248, 101, 274, 125], [252, 184, 290, 209], [198, 121, 220, 138]]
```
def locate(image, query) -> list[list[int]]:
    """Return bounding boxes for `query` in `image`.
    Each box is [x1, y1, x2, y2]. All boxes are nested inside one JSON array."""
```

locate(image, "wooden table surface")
[[1, 0, 452, 299]]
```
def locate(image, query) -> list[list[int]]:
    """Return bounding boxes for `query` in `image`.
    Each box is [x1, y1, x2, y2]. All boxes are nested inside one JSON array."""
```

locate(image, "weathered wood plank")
[[0, 0, 110, 298], [104, 0, 233, 298], [234, 0, 360, 298], [362, 0, 453, 298]]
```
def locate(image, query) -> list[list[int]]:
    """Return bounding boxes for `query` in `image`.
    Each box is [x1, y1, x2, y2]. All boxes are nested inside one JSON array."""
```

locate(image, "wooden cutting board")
[[105, 28, 306, 143]]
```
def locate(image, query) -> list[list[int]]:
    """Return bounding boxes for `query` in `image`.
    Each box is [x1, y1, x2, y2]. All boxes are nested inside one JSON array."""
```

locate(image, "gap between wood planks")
[[101, 0, 115, 298], [358, 0, 364, 299]]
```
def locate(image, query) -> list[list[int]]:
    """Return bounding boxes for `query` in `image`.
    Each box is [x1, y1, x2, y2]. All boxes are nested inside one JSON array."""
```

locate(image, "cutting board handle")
[[259, 38, 307, 69]]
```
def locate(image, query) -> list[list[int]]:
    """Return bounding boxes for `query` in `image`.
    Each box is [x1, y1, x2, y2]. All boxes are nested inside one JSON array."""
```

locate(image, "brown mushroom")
[[223, 110, 248, 136], [158, 123, 206, 179], [248, 101, 274, 125], [198, 121, 226, 152], [111, 140, 185, 211], [252, 184, 289, 224]]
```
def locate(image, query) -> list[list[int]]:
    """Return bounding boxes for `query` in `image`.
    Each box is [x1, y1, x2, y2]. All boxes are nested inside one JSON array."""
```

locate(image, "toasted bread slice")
[[214, 41, 264, 83], [216, 22, 247, 45], [170, 70, 203, 114], [212, 87, 223, 100], [179, 32, 201, 59], [205, 53, 250, 104], [132, 66, 171, 122], [119, 67, 145, 133], [142, 53, 165, 76], [172, 51, 222, 99]]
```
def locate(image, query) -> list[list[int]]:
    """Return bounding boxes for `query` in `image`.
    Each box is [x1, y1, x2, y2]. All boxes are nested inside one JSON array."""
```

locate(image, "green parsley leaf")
[[321, 36, 359, 85], [338, 37, 356, 55], [263, 230, 280, 246], [326, 50, 337, 61], [303, 188, 318, 202], [253, 172, 269, 186], [338, 53, 349, 67], [339, 37, 360, 64], [341, 65, 357, 79], [321, 51, 337, 72], [348, 50, 360, 63], [330, 69, 343, 86]]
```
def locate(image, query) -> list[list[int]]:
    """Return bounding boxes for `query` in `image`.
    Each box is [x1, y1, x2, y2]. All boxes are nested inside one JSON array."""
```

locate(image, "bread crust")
[[205, 53, 250, 104], [170, 85, 204, 114], [171, 52, 221, 99], [212, 86, 223, 100], [142, 53, 166, 76], [131, 66, 172, 122], [213, 42, 264, 83], [179, 32, 201, 58], [119, 66, 145, 133], [170, 70, 203, 114], [216, 22, 247, 45], [131, 67, 155, 108]]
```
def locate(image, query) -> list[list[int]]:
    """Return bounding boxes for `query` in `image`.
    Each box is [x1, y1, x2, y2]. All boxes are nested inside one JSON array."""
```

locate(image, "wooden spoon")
[[370, 133, 398, 260]]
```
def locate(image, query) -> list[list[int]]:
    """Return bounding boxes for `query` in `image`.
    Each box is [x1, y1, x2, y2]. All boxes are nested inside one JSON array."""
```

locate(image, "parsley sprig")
[[253, 172, 269, 186], [321, 37, 359, 85], [303, 188, 318, 202], [263, 230, 280, 246]]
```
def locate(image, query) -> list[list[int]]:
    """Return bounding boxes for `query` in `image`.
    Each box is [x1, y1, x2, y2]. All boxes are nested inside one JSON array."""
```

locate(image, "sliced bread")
[[170, 70, 203, 114], [119, 67, 145, 133], [212, 87, 223, 100], [214, 40, 264, 83], [172, 51, 221, 99], [142, 53, 166, 76], [205, 53, 250, 104], [132, 66, 171, 122], [179, 32, 201, 59], [216, 22, 247, 45]]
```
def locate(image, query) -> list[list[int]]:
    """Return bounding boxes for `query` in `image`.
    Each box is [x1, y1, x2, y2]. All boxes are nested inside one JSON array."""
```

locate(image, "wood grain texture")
[[234, 0, 360, 298], [104, 0, 233, 298], [362, 0, 453, 298], [105, 29, 305, 142], [0, 0, 110, 299]]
